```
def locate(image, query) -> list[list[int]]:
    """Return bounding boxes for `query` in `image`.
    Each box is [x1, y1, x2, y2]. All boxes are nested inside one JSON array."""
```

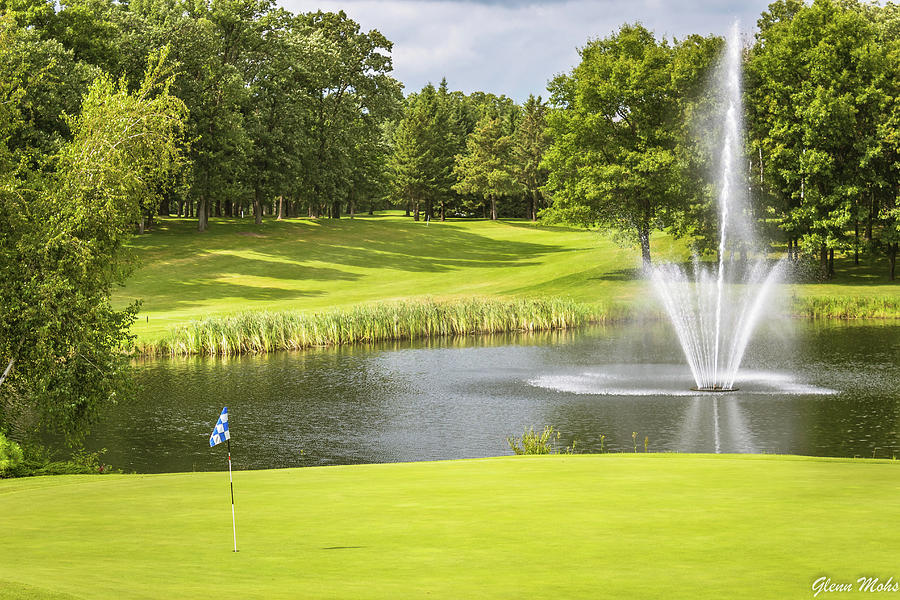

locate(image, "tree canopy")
[[0, 48, 186, 439]]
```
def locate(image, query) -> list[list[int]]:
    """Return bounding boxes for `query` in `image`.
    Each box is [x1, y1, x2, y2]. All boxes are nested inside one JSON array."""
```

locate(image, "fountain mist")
[[651, 22, 783, 391]]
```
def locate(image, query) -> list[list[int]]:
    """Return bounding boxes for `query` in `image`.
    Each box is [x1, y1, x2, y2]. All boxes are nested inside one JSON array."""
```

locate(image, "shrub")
[[0, 432, 24, 477]]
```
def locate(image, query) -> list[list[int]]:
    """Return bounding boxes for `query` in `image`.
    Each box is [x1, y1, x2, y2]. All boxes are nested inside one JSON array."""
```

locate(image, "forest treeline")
[[1, 0, 897, 278]]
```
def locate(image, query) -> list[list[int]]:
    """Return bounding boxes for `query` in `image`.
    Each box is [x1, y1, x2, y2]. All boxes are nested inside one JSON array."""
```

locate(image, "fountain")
[[650, 22, 783, 392]]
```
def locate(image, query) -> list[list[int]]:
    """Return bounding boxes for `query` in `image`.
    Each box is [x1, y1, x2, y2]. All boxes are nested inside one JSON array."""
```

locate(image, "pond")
[[84, 319, 900, 473]]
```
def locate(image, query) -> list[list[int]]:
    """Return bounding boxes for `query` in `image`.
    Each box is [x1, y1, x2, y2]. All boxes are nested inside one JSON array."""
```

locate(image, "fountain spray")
[[651, 22, 783, 391]]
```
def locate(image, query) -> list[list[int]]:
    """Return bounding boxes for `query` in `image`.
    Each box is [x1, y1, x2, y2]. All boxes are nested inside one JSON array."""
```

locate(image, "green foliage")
[[790, 295, 900, 319], [0, 52, 186, 441], [453, 113, 521, 220], [507, 425, 577, 455], [512, 95, 551, 221], [145, 297, 606, 356], [389, 82, 460, 221], [297, 10, 403, 220], [2, 443, 118, 477], [747, 0, 898, 278], [543, 24, 720, 264], [0, 431, 23, 476]]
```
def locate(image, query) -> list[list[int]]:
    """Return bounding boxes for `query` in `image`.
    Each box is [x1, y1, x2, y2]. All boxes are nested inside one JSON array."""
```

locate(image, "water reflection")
[[78, 320, 900, 472]]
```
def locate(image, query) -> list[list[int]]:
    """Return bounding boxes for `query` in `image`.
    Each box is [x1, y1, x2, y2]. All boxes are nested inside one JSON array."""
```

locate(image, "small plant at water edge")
[[507, 425, 577, 455]]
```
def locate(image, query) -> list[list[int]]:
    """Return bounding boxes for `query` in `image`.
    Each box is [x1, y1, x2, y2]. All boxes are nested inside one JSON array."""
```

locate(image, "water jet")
[[651, 21, 782, 392]]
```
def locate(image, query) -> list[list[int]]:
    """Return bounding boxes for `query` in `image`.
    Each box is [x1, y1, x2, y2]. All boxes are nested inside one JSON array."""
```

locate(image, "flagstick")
[[227, 437, 237, 552]]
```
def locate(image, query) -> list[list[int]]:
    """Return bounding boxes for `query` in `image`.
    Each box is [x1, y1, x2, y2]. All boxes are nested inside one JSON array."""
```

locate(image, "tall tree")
[[296, 10, 402, 219], [512, 94, 550, 221], [389, 93, 430, 220], [0, 52, 186, 440], [747, 0, 889, 277], [453, 113, 520, 220], [543, 24, 717, 265]]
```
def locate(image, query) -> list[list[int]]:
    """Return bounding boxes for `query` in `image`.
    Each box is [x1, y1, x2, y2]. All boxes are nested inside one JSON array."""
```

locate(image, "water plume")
[[650, 22, 783, 391]]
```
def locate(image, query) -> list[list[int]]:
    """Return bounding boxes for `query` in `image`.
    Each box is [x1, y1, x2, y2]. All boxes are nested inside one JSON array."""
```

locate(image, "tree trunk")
[[158, 196, 169, 217], [0, 357, 14, 388], [253, 187, 263, 225], [197, 196, 208, 232], [369, 201, 374, 215], [639, 224, 651, 267], [531, 189, 538, 221], [405, 200, 410, 217], [425, 197, 433, 221], [828, 248, 834, 278], [277, 196, 284, 220], [349, 196, 355, 219], [413, 199, 420, 221], [188, 198, 194, 219], [138, 215, 145, 234], [215, 198, 222, 218], [890, 243, 897, 281], [331, 200, 341, 219], [866, 191, 874, 242], [440, 200, 445, 222], [854, 220, 859, 265], [820, 245, 828, 278], [490, 194, 497, 220]]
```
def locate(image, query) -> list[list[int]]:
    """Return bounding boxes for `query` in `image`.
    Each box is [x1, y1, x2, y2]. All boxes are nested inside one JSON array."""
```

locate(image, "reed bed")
[[790, 295, 900, 319], [139, 297, 621, 357]]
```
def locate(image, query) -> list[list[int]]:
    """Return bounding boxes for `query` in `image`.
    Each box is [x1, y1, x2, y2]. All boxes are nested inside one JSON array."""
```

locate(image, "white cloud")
[[278, 0, 771, 101]]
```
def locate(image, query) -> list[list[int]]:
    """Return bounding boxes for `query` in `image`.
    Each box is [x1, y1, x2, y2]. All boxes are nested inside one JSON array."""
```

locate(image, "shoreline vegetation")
[[135, 295, 900, 357], [138, 297, 614, 356]]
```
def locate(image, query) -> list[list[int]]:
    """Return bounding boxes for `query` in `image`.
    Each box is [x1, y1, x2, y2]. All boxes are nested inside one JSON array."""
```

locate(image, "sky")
[[279, 0, 774, 101]]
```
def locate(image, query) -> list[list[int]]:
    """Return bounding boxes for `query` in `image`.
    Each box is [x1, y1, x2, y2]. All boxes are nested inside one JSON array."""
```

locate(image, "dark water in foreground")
[[83, 319, 900, 473]]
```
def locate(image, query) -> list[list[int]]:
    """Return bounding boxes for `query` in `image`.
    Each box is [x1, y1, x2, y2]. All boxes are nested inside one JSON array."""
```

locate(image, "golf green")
[[1, 454, 897, 599]]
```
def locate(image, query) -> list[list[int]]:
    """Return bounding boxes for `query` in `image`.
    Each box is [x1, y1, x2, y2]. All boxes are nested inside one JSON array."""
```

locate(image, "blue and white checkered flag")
[[209, 407, 230, 447]]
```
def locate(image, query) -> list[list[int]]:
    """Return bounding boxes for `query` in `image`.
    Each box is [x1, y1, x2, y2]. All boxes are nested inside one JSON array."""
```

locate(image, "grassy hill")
[[1, 454, 897, 599], [114, 213, 899, 344]]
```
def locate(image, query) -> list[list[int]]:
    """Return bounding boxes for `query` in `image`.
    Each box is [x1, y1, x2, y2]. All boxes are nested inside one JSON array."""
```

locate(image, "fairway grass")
[[114, 214, 899, 346], [114, 214, 651, 341], [1, 454, 898, 599]]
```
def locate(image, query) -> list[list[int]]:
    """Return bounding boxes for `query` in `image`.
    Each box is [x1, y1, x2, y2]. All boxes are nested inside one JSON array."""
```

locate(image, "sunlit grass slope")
[[114, 213, 657, 341], [114, 212, 899, 342], [1, 455, 898, 599]]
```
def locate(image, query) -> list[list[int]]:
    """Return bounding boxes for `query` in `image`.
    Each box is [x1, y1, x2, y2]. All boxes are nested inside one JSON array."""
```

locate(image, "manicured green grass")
[[114, 213, 899, 345], [112, 213, 677, 342], [1, 454, 897, 599]]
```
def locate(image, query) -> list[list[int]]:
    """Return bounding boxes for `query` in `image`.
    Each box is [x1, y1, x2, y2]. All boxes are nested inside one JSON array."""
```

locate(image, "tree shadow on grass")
[[498, 219, 592, 234], [245, 218, 568, 274], [591, 268, 643, 282], [120, 260, 342, 311]]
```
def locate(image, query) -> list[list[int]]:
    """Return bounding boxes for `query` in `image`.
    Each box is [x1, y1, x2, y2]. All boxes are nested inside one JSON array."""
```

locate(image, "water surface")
[[84, 319, 900, 472]]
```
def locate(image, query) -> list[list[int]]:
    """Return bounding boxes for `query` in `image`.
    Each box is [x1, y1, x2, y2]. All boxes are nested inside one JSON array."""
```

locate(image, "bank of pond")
[[135, 295, 900, 357]]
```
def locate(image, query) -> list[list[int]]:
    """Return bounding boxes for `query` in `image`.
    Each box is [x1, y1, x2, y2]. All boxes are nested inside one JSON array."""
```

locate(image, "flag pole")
[[227, 437, 237, 552]]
